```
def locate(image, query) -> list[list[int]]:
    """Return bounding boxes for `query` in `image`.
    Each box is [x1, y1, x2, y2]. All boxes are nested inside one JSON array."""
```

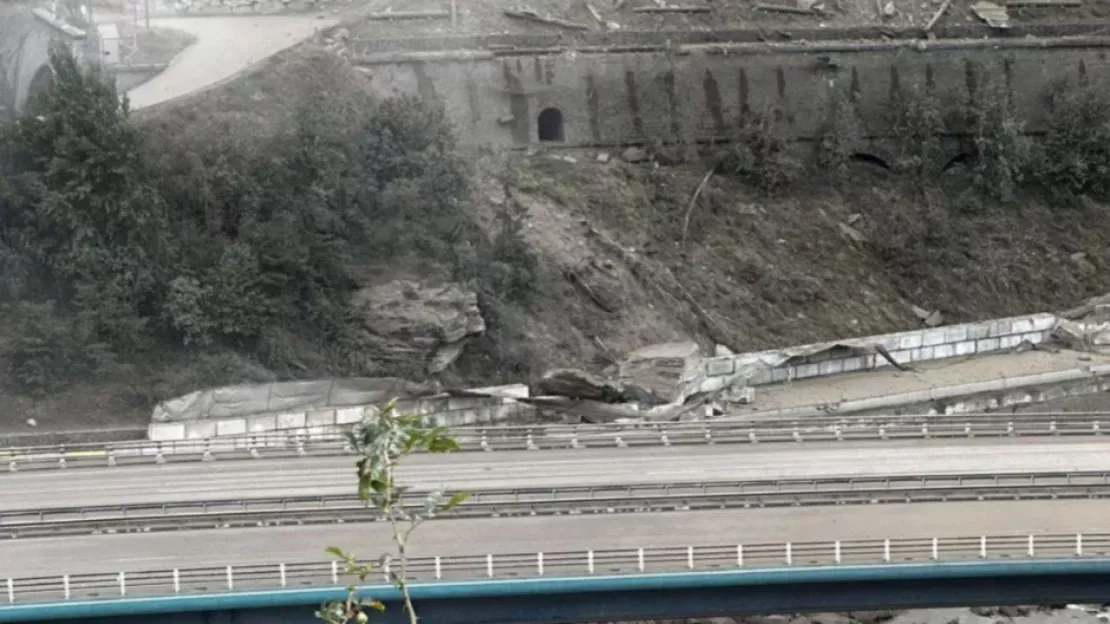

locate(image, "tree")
[[317, 400, 469, 624]]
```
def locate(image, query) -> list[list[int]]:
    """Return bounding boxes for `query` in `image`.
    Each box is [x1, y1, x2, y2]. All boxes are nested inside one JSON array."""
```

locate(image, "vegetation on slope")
[[2, 43, 1110, 433]]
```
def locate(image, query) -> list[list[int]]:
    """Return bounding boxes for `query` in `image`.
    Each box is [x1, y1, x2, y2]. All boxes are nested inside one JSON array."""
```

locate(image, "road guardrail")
[[4, 471, 1110, 538], [5, 531, 1109, 604], [4, 411, 1110, 471]]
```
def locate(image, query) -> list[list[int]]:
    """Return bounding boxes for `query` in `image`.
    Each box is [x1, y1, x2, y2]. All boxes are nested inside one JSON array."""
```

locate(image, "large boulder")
[[619, 341, 705, 404], [352, 280, 486, 375], [536, 368, 625, 402]]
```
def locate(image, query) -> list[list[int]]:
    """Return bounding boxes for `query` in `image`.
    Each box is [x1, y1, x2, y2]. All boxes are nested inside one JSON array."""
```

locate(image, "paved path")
[[3, 437, 1109, 511], [126, 15, 336, 109]]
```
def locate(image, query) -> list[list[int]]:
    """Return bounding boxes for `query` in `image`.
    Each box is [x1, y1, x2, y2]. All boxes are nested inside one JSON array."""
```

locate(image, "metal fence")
[[4, 470, 1110, 538], [6, 532, 1110, 605], [4, 412, 1110, 471]]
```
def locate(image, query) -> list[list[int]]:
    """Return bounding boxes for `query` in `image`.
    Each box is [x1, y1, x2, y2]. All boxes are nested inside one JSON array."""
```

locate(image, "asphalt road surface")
[[1, 500, 1108, 578], [3, 437, 1109, 511]]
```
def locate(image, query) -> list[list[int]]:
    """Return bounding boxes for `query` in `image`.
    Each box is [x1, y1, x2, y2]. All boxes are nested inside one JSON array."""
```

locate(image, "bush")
[[6, 301, 112, 395], [815, 90, 865, 175], [888, 85, 945, 179], [1034, 81, 1110, 199], [719, 108, 800, 192], [964, 81, 1034, 203]]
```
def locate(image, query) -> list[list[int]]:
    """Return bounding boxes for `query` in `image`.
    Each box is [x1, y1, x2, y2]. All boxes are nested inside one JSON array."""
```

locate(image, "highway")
[[2, 500, 1110, 578], [4, 437, 1110, 511], [5, 435, 1110, 586]]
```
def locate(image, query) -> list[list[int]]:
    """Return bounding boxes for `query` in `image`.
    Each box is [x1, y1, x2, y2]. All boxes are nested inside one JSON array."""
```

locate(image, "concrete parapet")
[[700, 312, 1060, 392]]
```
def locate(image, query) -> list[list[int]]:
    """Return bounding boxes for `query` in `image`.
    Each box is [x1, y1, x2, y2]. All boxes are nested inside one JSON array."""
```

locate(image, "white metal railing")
[[4, 412, 1110, 471], [4, 532, 1109, 605]]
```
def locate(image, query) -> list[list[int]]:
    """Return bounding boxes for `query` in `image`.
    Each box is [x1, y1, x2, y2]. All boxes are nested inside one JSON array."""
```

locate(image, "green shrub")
[[719, 108, 800, 192], [888, 85, 945, 179], [6, 301, 112, 395], [1034, 81, 1110, 199], [964, 81, 1034, 203], [815, 90, 865, 175]]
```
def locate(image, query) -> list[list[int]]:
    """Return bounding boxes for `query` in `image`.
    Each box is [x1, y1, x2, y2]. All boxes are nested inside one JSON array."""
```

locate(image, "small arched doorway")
[[538, 107, 565, 142], [25, 66, 55, 107]]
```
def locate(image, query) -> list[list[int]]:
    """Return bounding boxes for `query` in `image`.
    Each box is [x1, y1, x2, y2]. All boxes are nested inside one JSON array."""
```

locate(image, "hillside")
[[2, 43, 1110, 435]]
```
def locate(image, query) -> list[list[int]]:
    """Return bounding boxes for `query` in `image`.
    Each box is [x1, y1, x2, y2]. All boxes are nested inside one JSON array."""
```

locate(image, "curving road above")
[[2, 500, 1109, 578], [3, 437, 1110, 511]]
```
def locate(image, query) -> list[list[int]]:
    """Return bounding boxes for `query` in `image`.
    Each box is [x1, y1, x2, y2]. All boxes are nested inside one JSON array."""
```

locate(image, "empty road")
[[2, 437, 1109, 511], [1, 500, 1108, 577]]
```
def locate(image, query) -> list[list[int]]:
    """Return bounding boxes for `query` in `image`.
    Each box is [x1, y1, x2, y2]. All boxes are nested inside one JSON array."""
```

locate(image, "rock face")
[[352, 280, 486, 375]]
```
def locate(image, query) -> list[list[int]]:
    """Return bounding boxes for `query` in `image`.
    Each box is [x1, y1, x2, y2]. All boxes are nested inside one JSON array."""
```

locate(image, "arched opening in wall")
[[25, 66, 55, 107], [538, 108, 565, 142]]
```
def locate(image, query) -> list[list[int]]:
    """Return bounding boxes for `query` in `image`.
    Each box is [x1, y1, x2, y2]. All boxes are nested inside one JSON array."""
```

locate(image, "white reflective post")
[[638, 548, 645, 572], [1028, 534, 1036, 557], [737, 544, 744, 567], [587, 550, 595, 574], [331, 561, 338, 584], [434, 556, 442, 580], [785, 542, 793, 565], [173, 569, 180, 594], [537, 552, 544, 576], [279, 564, 287, 588], [980, 536, 987, 559], [883, 539, 891, 562], [1077, 534, 1084, 557], [486, 554, 494, 578], [226, 566, 234, 591], [834, 541, 842, 564], [63, 575, 70, 600], [6, 578, 13, 604], [687, 546, 695, 570], [118, 572, 126, 597], [931, 537, 939, 560]]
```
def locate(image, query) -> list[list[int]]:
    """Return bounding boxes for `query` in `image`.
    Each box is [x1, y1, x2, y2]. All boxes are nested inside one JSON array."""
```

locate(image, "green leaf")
[[325, 546, 348, 559], [427, 436, 460, 453], [367, 600, 386, 612], [443, 491, 470, 511]]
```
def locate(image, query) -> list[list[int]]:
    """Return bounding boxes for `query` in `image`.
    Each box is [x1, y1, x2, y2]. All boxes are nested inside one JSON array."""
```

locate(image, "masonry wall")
[[353, 38, 1110, 149]]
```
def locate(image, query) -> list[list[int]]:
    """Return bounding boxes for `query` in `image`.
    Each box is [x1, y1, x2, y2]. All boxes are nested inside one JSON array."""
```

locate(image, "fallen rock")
[[714, 344, 735, 357], [924, 309, 944, 327], [352, 280, 485, 375], [596, 151, 611, 163], [838, 221, 867, 243], [619, 341, 705, 404], [536, 368, 625, 402], [622, 146, 649, 163]]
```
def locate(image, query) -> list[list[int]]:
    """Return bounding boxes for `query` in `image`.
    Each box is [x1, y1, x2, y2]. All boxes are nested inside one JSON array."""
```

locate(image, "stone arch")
[[538, 107, 565, 142], [24, 64, 53, 106]]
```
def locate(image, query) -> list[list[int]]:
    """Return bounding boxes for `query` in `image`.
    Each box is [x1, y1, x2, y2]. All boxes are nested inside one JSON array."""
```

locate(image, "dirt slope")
[[486, 150, 1110, 369]]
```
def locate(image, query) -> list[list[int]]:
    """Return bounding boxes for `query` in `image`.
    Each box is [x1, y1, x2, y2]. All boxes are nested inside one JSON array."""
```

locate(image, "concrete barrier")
[[700, 312, 1058, 390], [147, 385, 533, 442]]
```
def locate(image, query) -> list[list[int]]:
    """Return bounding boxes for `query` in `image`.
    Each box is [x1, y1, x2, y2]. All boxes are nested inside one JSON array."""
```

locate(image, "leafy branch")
[[316, 399, 469, 624]]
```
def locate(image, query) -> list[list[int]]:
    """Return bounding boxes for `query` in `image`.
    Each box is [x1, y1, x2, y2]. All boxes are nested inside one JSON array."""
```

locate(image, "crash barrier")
[[5, 411, 1110, 471], [4, 471, 1110, 538], [5, 531, 1110, 604]]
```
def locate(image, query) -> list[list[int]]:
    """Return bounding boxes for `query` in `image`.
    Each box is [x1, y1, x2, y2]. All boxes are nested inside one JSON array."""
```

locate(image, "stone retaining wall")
[[699, 312, 1059, 393]]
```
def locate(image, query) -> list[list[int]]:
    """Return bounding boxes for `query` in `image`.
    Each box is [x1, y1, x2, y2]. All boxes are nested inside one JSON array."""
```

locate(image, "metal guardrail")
[[4, 412, 1110, 471], [5, 471, 1110, 538], [5, 532, 1110, 604]]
